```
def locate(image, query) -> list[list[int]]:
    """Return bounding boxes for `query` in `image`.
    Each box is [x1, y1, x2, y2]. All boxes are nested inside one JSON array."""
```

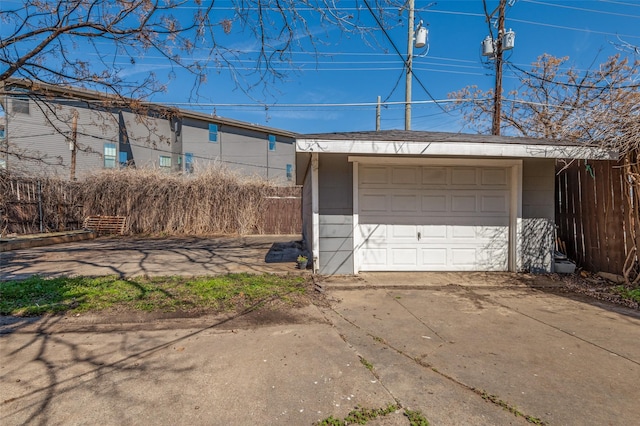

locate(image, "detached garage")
[[295, 131, 617, 275]]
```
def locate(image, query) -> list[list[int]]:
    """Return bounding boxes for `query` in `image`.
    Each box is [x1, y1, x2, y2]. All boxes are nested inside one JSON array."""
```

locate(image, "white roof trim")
[[296, 139, 618, 160]]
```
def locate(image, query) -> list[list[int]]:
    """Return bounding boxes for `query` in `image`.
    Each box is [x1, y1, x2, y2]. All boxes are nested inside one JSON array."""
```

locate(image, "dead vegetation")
[[0, 166, 299, 236]]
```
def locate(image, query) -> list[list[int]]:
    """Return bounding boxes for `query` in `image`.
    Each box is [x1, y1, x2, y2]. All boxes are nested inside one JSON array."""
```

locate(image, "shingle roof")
[[297, 130, 592, 146]]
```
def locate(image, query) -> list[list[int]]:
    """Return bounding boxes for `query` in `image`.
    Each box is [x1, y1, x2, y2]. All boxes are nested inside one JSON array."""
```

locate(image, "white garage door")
[[358, 165, 511, 271]]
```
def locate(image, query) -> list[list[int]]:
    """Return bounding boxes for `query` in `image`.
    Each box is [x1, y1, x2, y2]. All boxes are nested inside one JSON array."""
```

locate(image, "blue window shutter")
[[209, 124, 218, 142], [268, 134, 276, 151]]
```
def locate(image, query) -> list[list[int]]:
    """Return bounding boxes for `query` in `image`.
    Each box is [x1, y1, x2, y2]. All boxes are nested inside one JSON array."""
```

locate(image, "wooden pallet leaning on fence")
[[83, 215, 127, 235]]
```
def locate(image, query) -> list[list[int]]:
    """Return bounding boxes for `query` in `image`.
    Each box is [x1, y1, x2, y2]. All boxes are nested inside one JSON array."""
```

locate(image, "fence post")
[[38, 180, 43, 233]]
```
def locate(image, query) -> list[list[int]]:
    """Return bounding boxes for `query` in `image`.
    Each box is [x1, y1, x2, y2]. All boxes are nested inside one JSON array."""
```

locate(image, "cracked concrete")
[[1, 240, 639, 425]]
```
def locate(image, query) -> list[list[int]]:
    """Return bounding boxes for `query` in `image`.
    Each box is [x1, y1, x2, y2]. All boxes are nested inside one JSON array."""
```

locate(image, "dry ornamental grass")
[[1, 166, 297, 236]]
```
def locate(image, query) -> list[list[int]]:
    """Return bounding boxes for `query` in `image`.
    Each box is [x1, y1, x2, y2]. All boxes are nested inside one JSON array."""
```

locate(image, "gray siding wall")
[[120, 111, 172, 170], [181, 121, 295, 183], [520, 158, 556, 272], [6, 96, 295, 183], [318, 154, 354, 275], [181, 117, 221, 170], [5, 97, 119, 178]]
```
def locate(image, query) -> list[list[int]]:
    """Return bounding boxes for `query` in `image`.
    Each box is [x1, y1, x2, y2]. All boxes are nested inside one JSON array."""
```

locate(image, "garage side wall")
[[521, 158, 556, 272], [318, 154, 354, 274], [301, 158, 313, 256]]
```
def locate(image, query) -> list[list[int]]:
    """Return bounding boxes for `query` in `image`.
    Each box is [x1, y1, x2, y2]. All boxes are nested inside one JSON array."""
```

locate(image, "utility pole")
[[405, 0, 415, 131], [69, 110, 78, 181], [491, 0, 507, 136], [376, 96, 381, 131]]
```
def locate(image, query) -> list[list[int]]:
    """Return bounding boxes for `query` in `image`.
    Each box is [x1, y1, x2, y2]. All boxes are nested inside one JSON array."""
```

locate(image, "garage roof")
[[296, 130, 618, 160]]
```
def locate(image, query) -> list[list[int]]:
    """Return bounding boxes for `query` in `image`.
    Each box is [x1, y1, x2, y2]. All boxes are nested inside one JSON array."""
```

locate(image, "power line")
[[361, 0, 446, 114], [506, 62, 640, 89], [0, 93, 464, 108], [523, 0, 640, 18], [508, 17, 640, 39]]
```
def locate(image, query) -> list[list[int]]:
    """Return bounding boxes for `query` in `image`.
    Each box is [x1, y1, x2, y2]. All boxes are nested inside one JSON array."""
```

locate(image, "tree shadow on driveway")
[[0, 235, 303, 280]]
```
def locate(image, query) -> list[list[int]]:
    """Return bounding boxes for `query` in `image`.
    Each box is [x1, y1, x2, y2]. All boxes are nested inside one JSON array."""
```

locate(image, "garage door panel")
[[422, 167, 448, 185], [358, 165, 511, 271], [361, 248, 387, 267], [482, 168, 509, 186], [421, 248, 447, 266], [391, 248, 418, 266], [421, 225, 447, 239], [391, 194, 419, 212], [451, 167, 478, 185], [421, 195, 447, 212], [392, 167, 419, 185], [359, 224, 386, 240], [451, 195, 477, 212], [416, 216, 508, 226], [361, 167, 388, 184], [390, 225, 418, 240], [451, 226, 476, 239], [451, 248, 477, 266]]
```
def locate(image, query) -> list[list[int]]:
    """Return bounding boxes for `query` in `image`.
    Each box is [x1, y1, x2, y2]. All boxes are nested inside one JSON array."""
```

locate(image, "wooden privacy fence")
[[556, 159, 630, 275], [255, 195, 301, 235], [0, 175, 84, 235]]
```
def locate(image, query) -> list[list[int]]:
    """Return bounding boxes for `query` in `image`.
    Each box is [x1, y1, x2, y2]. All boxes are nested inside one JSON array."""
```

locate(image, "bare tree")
[[0, 0, 399, 98], [448, 54, 640, 143], [0, 0, 401, 171]]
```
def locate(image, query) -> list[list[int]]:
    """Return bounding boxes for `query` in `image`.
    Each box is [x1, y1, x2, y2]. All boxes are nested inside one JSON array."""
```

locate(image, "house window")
[[268, 134, 276, 151], [159, 155, 172, 169], [185, 152, 194, 174], [286, 164, 293, 181], [104, 143, 117, 169], [12, 95, 30, 115], [0, 125, 5, 139], [208, 124, 218, 143], [0, 158, 6, 169], [119, 151, 128, 166]]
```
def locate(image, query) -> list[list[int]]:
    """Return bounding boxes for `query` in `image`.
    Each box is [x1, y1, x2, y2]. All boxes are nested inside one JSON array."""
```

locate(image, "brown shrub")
[[1, 166, 299, 236]]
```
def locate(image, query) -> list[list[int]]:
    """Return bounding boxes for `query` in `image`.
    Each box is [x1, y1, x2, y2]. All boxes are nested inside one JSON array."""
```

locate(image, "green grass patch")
[[0, 273, 307, 316], [614, 285, 640, 303], [316, 404, 400, 425], [404, 409, 430, 426], [359, 356, 374, 371]]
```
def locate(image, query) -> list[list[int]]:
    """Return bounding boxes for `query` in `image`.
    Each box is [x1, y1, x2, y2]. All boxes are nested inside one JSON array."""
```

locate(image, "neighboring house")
[[296, 131, 618, 275], [0, 79, 296, 183]]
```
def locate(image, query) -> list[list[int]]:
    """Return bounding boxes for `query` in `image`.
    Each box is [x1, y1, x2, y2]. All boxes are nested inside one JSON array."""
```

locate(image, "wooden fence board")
[[255, 197, 301, 235], [556, 160, 630, 275]]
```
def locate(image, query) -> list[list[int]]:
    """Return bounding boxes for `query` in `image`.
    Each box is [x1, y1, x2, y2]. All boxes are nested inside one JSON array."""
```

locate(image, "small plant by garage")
[[297, 255, 308, 269]]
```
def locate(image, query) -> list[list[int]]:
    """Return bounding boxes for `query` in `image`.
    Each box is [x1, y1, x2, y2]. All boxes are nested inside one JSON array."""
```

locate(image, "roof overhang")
[[295, 138, 618, 161]]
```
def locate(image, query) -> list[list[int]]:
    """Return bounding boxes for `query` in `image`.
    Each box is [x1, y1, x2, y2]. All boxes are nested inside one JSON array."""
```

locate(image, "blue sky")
[[5, 1, 640, 135], [163, 0, 639, 134]]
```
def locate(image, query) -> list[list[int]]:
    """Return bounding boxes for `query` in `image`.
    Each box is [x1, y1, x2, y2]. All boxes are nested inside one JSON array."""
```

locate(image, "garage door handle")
[[417, 231, 421, 241]]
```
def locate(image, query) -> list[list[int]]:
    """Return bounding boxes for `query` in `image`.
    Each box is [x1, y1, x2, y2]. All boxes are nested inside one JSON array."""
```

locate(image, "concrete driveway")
[[320, 272, 640, 425], [0, 235, 304, 280], [1, 243, 639, 424]]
